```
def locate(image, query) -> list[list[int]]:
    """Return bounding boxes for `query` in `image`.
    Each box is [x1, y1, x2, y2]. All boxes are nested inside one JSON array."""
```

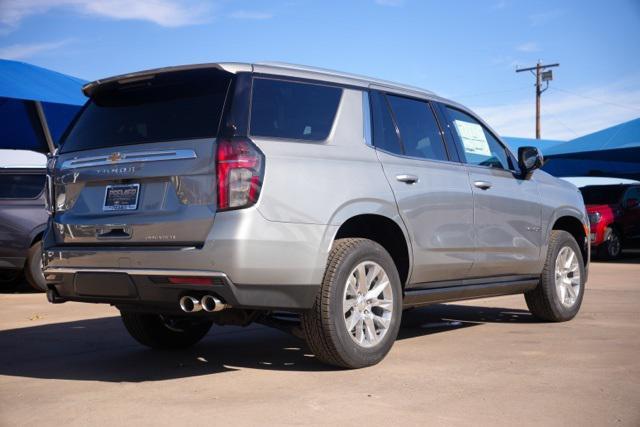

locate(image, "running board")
[[403, 278, 539, 308]]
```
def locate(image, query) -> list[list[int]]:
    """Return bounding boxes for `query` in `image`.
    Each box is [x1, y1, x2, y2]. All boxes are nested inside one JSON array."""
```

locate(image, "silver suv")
[[43, 63, 589, 368]]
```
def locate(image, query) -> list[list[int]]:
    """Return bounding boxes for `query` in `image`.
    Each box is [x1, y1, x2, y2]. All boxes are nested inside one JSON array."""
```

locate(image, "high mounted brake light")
[[216, 137, 264, 210]]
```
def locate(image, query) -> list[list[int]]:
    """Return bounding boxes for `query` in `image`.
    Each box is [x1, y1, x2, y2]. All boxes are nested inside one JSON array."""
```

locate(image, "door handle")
[[473, 180, 492, 190], [396, 174, 419, 184]]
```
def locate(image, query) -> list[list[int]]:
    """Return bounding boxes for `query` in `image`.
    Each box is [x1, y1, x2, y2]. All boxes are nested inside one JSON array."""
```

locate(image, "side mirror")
[[626, 198, 639, 209], [518, 146, 543, 174]]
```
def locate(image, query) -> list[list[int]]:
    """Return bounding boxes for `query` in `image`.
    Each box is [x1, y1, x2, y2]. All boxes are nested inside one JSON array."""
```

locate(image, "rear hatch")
[[49, 68, 233, 246]]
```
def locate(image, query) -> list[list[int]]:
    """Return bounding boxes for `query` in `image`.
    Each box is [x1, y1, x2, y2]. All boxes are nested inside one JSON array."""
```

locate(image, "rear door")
[[49, 68, 233, 246], [442, 105, 543, 277], [370, 90, 475, 285]]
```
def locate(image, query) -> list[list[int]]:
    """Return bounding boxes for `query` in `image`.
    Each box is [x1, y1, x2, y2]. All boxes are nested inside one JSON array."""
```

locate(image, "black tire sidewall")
[[327, 241, 403, 367], [601, 227, 621, 259], [542, 232, 586, 320], [25, 242, 47, 292]]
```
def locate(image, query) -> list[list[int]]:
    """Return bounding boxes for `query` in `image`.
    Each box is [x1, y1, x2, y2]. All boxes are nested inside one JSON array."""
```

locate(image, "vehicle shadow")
[[591, 250, 640, 264], [0, 304, 534, 382]]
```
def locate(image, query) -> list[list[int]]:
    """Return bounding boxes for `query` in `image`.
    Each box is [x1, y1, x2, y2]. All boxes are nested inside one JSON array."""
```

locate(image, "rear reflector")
[[167, 276, 215, 285]]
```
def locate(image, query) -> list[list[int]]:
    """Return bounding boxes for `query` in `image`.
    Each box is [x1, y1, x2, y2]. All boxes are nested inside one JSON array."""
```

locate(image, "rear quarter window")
[[249, 78, 342, 141], [0, 173, 45, 199]]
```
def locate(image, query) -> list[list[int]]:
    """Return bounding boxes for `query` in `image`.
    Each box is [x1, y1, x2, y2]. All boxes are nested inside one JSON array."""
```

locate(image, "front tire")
[[301, 238, 403, 369], [121, 312, 213, 349], [597, 227, 622, 260], [525, 230, 585, 321]]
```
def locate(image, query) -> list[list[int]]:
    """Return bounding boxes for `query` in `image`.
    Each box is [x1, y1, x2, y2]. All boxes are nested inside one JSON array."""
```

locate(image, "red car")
[[580, 184, 640, 259]]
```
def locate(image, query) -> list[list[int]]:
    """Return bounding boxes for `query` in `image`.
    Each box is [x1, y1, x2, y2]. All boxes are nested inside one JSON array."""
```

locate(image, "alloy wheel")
[[342, 261, 394, 348], [554, 246, 581, 308]]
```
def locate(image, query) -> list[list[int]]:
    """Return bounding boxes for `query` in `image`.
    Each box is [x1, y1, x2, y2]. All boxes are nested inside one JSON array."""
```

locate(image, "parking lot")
[[1, 255, 639, 426]]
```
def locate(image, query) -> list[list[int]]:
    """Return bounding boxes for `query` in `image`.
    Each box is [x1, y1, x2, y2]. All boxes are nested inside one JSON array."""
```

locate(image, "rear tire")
[[525, 230, 585, 322], [25, 241, 47, 292], [597, 227, 622, 260], [0, 269, 23, 292], [120, 312, 212, 349], [301, 238, 403, 369]]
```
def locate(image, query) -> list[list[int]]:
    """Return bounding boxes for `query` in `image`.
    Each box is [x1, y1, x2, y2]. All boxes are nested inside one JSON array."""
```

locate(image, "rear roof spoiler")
[[81, 63, 250, 97]]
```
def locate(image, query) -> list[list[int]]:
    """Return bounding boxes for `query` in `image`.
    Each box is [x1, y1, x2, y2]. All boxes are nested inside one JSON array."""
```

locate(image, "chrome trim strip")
[[44, 267, 230, 280], [60, 149, 197, 170], [362, 91, 372, 146]]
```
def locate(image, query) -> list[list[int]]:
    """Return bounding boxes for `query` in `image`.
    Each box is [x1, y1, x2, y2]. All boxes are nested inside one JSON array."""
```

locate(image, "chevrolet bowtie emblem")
[[108, 152, 123, 162]]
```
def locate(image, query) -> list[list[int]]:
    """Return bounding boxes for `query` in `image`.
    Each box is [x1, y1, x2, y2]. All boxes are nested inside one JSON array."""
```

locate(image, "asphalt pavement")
[[1, 253, 639, 426]]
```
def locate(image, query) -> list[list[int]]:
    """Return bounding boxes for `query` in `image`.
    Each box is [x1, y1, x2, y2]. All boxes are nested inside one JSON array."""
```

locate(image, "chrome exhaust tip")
[[179, 296, 202, 313], [201, 295, 227, 312]]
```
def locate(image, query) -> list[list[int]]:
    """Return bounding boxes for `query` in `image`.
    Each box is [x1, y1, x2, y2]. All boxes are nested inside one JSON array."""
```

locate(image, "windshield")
[[60, 69, 232, 153], [580, 185, 627, 205]]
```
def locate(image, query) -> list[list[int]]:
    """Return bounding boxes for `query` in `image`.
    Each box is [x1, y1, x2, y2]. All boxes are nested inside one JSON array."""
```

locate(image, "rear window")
[[0, 173, 45, 199], [60, 69, 232, 153], [250, 78, 342, 141], [580, 185, 627, 204]]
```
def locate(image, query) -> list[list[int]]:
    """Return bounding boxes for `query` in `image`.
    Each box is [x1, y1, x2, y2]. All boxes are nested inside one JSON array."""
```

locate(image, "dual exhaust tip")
[[179, 295, 226, 313]]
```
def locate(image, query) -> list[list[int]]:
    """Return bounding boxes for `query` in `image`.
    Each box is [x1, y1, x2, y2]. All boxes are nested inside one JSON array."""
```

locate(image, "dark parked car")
[[0, 155, 48, 291], [582, 184, 640, 259]]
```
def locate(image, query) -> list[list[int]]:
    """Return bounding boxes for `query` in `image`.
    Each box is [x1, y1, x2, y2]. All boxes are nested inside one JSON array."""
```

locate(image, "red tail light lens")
[[216, 137, 264, 210]]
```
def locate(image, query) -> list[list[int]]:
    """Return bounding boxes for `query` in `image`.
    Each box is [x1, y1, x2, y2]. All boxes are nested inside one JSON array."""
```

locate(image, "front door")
[[442, 105, 543, 277]]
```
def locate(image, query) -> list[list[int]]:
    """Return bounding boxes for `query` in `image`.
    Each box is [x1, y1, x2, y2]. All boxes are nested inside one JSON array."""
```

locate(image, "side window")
[[386, 95, 448, 161], [250, 78, 342, 141], [370, 91, 402, 155], [0, 174, 45, 199], [446, 107, 510, 170], [624, 187, 640, 205]]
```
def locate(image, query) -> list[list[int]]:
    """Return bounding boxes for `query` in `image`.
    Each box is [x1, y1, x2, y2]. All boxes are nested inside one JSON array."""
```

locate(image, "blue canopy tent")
[[0, 59, 86, 154], [541, 118, 640, 181]]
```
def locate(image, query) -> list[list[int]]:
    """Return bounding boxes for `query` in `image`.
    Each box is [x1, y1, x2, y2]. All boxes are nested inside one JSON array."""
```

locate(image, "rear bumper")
[[44, 267, 319, 311], [42, 209, 335, 311]]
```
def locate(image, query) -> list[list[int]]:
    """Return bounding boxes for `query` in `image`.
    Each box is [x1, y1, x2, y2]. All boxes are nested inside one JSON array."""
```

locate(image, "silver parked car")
[[42, 63, 589, 368]]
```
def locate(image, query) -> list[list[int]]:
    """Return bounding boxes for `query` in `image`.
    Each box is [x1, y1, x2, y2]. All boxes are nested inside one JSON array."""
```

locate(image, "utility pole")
[[516, 61, 559, 139]]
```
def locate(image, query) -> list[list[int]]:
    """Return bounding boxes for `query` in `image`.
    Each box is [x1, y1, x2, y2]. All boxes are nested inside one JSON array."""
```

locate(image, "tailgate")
[[49, 67, 232, 246]]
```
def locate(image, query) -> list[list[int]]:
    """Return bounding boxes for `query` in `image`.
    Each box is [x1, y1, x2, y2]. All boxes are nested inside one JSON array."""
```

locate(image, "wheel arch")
[[332, 213, 412, 288], [551, 214, 589, 266], [29, 224, 47, 248], [606, 221, 623, 237]]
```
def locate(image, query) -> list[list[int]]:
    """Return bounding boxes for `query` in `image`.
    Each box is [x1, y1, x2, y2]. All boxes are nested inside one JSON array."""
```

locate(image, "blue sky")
[[1, 0, 639, 140]]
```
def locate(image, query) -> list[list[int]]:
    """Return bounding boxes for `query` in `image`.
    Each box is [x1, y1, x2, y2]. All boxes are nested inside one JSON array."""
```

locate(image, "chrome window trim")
[[362, 91, 372, 146], [60, 149, 197, 170], [372, 145, 468, 168]]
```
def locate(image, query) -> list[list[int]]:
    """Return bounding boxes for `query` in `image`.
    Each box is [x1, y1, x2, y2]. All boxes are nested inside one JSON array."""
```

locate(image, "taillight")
[[216, 137, 264, 210]]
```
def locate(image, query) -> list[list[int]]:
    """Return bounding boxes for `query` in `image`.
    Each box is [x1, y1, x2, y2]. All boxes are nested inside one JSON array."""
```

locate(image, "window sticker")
[[453, 120, 491, 156]]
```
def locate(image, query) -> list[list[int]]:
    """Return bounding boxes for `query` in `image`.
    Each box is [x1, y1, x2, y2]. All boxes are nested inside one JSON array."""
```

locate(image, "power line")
[[544, 112, 580, 139], [549, 86, 640, 113], [450, 85, 531, 100]]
